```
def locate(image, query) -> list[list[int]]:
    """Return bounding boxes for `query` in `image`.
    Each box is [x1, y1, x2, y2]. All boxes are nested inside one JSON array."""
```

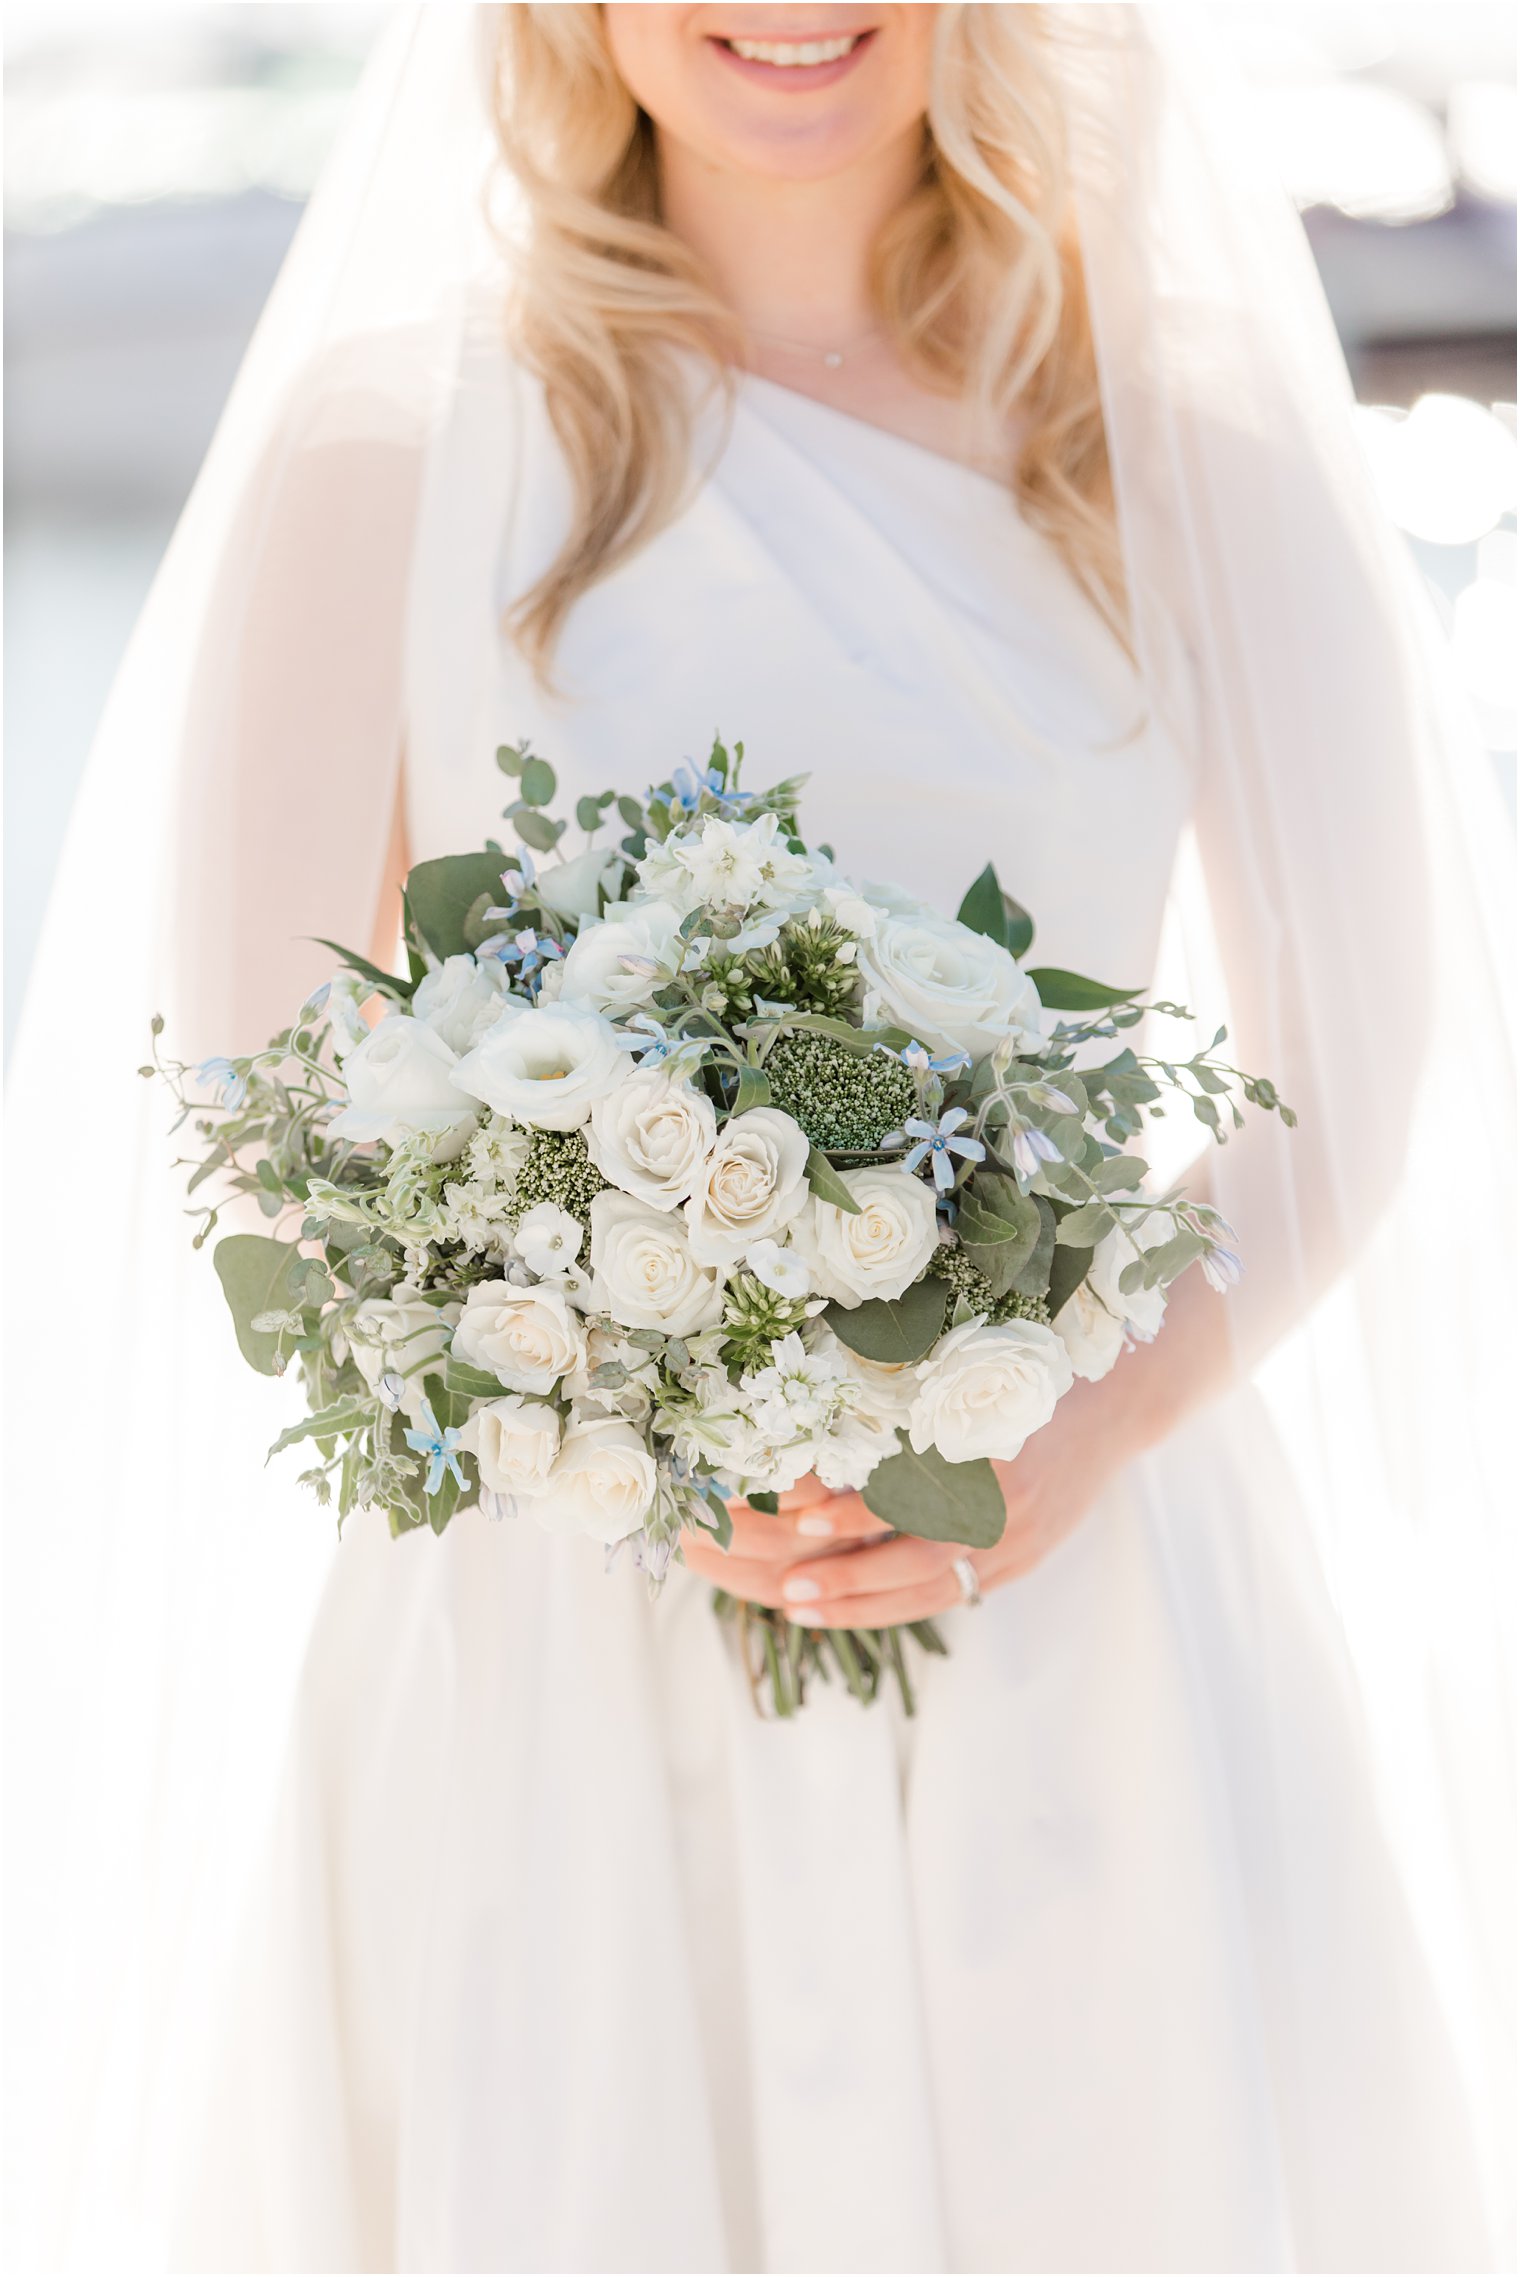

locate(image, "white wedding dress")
[[172, 337, 1492, 2274]]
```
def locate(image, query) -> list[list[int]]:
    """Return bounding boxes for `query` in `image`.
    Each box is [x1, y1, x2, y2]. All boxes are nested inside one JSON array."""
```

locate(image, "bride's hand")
[[680, 1473, 892, 1606], [728, 1376, 1134, 1628]]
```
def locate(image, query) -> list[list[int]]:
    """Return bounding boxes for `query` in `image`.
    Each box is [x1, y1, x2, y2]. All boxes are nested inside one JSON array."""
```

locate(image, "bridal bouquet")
[[150, 740, 1290, 1715]]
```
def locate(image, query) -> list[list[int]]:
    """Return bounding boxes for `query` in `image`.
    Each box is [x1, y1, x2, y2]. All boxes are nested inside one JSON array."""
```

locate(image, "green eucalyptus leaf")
[[496, 744, 524, 777], [213, 1235, 304, 1376], [1053, 1199, 1115, 1246], [733, 1064, 774, 1114], [575, 795, 603, 834], [268, 1398, 373, 1459], [1009, 1194, 1058, 1298], [862, 1440, 1007, 1547], [824, 1277, 947, 1365], [519, 755, 557, 807], [405, 852, 509, 962], [1045, 1239, 1094, 1320], [617, 795, 645, 830], [444, 1359, 509, 1403], [1027, 967, 1141, 1012], [805, 1146, 863, 1214]]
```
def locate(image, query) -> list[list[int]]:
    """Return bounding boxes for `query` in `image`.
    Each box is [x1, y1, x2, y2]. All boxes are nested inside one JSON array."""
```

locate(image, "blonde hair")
[[491, 4, 1123, 673]]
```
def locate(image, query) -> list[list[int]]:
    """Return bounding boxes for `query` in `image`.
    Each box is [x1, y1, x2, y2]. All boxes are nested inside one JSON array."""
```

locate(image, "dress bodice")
[[403, 318, 1194, 983]]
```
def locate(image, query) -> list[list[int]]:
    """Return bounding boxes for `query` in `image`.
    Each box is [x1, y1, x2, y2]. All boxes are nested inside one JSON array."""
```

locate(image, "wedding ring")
[[951, 1555, 982, 1608]]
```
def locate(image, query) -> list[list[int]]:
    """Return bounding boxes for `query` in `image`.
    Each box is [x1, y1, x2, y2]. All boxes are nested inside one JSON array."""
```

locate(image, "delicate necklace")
[[745, 321, 883, 372]]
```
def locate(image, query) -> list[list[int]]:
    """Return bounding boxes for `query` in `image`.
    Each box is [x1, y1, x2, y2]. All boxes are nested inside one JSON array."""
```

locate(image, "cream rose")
[[450, 1002, 630, 1131], [461, 1394, 561, 1499], [588, 1190, 725, 1336], [411, 954, 511, 1053], [348, 1283, 458, 1426], [908, 1317, 1073, 1464], [792, 1165, 939, 1306], [557, 898, 685, 1019], [452, 1279, 587, 1394], [586, 1066, 717, 1211], [328, 1014, 476, 1155], [855, 911, 1043, 1061], [539, 1415, 657, 1545], [684, 1107, 810, 1268]]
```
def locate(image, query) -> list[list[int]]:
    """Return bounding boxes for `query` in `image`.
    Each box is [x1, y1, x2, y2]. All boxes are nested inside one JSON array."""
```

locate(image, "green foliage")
[[722, 1271, 810, 1368], [862, 1440, 1008, 1547], [405, 852, 510, 963], [824, 1276, 947, 1364], [805, 1146, 863, 1215], [213, 1235, 305, 1376], [956, 862, 1034, 959], [954, 1177, 1044, 1297], [763, 1030, 915, 1153], [929, 1242, 1049, 1326], [1027, 967, 1140, 1012]]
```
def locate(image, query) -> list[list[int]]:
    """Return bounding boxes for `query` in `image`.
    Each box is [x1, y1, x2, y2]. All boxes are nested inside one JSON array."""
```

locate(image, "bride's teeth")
[[727, 34, 860, 66]]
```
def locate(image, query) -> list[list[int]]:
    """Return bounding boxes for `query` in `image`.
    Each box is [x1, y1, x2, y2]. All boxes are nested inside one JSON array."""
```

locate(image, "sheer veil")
[[3, 6, 1512, 2265]]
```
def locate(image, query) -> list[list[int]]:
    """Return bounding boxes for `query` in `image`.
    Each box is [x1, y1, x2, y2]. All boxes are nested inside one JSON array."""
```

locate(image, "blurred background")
[[4, 1, 1516, 1049]]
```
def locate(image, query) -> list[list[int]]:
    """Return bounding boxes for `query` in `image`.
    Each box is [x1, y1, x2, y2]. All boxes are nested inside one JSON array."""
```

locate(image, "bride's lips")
[[707, 27, 878, 92]]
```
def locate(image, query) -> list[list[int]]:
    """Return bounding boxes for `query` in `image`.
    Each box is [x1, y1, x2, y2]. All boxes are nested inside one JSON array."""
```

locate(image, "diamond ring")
[[951, 1555, 982, 1609]]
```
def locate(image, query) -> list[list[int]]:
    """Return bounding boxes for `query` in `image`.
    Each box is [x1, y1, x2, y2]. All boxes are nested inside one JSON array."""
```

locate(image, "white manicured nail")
[[796, 1514, 835, 1537], [783, 1576, 821, 1603]]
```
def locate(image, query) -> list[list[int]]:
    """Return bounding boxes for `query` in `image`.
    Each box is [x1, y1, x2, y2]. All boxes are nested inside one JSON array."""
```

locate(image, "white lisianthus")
[[745, 1237, 812, 1299], [411, 954, 511, 1053], [685, 1107, 810, 1268], [534, 844, 623, 923], [348, 1283, 458, 1426], [908, 1317, 1073, 1464], [328, 1014, 476, 1156], [452, 1279, 587, 1394], [537, 1414, 657, 1544], [589, 1190, 726, 1336], [513, 1201, 586, 1278], [450, 1002, 630, 1131], [460, 1394, 560, 1499], [791, 1165, 939, 1306], [586, 1066, 717, 1211], [1056, 1219, 1169, 1378], [855, 910, 1043, 1061], [557, 899, 685, 1019]]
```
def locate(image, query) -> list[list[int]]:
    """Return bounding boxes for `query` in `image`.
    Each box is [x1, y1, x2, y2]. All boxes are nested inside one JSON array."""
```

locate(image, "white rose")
[[538, 1414, 657, 1545], [513, 1200, 586, 1278], [328, 1014, 476, 1155], [855, 910, 1043, 1061], [586, 1066, 717, 1211], [411, 954, 511, 1053], [450, 1002, 630, 1131], [534, 844, 623, 923], [348, 1282, 458, 1426], [1089, 1217, 1170, 1340], [461, 1394, 561, 1499], [557, 899, 685, 1018], [684, 1106, 811, 1268], [589, 1190, 726, 1336], [1056, 1220, 1169, 1378], [792, 1165, 939, 1306], [908, 1317, 1073, 1464], [452, 1278, 587, 1394], [1051, 1281, 1127, 1383]]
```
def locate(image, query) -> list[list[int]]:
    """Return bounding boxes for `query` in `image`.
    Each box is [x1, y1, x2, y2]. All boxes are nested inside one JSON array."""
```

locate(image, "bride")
[[5, 6, 1513, 2272]]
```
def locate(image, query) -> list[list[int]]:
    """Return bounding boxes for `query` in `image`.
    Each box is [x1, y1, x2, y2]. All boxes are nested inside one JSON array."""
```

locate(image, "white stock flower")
[[534, 845, 622, 923], [589, 1190, 726, 1336], [441, 1179, 517, 1258], [636, 812, 824, 924], [908, 1317, 1073, 1464], [586, 1066, 717, 1211], [557, 899, 685, 1018], [348, 1283, 457, 1426], [538, 1414, 657, 1545], [452, 1278, 587, 1394], [513, 1201, 585, 1278], [461, 1394, 561, 1499], [327, 1014, 477, 1154], [811, 1322, 919, 1425], [855, 910, 1043, 1060], [450, 1002, 630, 1131], [792, 1164, 938, 1306], [685, 1106, 810, 1268], [465, 1116, 531, 1191], [411, 954, 511, 1053], [813, 1410, 900, 1492]]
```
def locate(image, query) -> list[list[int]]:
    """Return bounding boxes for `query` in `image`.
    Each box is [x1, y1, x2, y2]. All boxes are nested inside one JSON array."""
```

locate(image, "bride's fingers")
[[774, 1474, 834, 1513], [722, 1496, 889, 1560], [780, 1533, 953, 1614]]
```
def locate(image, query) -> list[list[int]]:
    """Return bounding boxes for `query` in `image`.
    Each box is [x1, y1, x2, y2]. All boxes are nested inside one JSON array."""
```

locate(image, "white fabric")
[[2, 7, 1512, 2270], [165, 363, 1495, 2273]]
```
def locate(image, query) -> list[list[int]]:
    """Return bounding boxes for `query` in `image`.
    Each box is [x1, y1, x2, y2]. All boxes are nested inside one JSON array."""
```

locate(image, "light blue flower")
[[1201, 1244, 1244, 1293], [195, 1056, 248, 1110], [377, 1370, 406, 1413], [885, 1108, 986, 1192], [403, 1396, 467, 1497], [892, 1040, 971, 1078], [1009, 1124, 1063, 1180]]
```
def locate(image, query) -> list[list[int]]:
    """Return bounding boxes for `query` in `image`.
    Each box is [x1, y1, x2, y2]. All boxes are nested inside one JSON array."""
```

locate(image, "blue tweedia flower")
[[885, 1108, 986, 1193], [613, 1012, 675, 1067], [195, 1056, 248, 1110], [1009, 1124, 1063, 1180], [403, 1397, 467, 1497], [891, 1040, 971, 1079]]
